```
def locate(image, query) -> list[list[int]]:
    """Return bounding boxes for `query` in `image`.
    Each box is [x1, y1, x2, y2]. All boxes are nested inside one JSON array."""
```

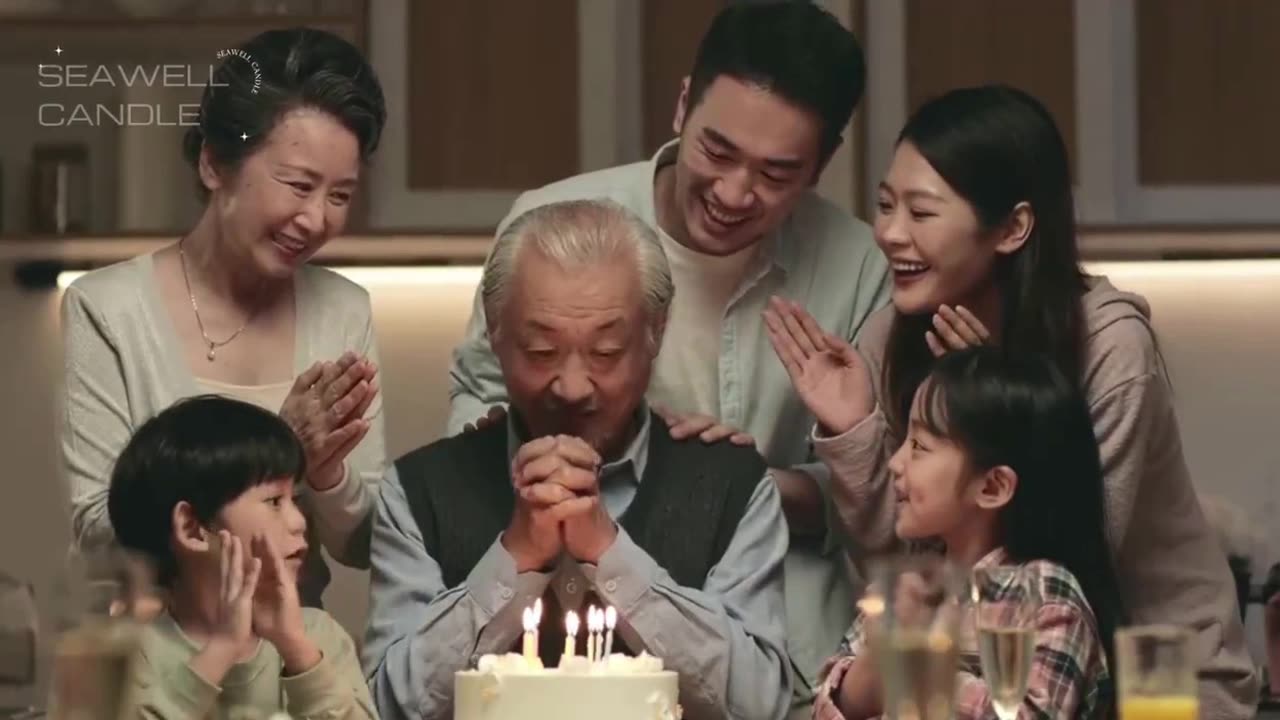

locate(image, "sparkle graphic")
[[54, 46, 63, 56], [240, 132, 248, 141]]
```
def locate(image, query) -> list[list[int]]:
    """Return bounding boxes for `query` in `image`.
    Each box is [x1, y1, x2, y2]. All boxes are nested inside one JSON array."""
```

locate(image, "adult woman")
[[766, 85, 1258, 719], [62, 27, 387, 606]]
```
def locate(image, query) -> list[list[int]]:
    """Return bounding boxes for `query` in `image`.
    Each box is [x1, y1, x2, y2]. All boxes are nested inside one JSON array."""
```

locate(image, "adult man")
[[447, 3, 890, 709], [364, 200, 791, 720]]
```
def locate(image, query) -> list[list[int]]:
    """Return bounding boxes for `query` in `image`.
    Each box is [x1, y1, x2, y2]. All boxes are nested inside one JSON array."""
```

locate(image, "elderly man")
[[447, 6, 889, 712], [363, 200, 791, 720]]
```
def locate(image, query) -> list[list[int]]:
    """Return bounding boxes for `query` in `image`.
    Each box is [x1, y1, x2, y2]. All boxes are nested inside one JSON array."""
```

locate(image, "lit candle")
[[592, 607, 604, 662], [521, 607, 536, 662], [532, 597, 543, 655], [587, 606, 599, 662], [603, 606, 617, 658], [563, 611, 579, 661]]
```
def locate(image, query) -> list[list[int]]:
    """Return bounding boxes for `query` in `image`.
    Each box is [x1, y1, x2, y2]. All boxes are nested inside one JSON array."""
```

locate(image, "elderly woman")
[[60, 27, 388, 606]]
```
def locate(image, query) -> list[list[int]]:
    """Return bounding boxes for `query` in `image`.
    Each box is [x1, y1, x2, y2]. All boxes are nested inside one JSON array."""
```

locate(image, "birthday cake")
[[454, 605, 680, 720]]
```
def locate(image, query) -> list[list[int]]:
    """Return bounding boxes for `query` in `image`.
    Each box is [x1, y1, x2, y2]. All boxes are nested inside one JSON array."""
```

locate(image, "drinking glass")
[[46, 547, 158, 720], [972, 565, 1042, 720], [866, 554, 968, 720], [0, 571, 38, 719], [1115, 625, 1199, 720]]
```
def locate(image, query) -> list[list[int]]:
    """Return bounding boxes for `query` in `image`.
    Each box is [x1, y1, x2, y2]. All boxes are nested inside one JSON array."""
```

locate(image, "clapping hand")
[[764, 296, 874, 436], [213, 531, 259, 649], [189, 531, 260, 685], [279, 352, 379, 491], [925, 305, 990, 357], [250, 534, 321, 676]]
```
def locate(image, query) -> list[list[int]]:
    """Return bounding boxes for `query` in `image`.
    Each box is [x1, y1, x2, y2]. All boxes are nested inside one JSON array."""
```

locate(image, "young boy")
[[107, 395, 377, 720]]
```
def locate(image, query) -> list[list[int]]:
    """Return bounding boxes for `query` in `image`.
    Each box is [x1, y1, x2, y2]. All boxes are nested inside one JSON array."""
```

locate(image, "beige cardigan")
[[814, 276, 1259, 720], [59, 252, 386, 605]]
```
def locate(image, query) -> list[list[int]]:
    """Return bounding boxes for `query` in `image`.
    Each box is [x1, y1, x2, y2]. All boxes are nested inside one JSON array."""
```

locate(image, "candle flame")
[[533, 597, 543, 623], [856, 595, 885, 617], [566, 611, 579, 636], [522, 606, 536, 632], [605, 606, 617, 629]]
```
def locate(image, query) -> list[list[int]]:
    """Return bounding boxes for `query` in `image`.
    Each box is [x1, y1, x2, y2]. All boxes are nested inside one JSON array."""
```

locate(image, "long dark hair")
[[884, 85, 1087, 438], [918, 347, 1124, 676]]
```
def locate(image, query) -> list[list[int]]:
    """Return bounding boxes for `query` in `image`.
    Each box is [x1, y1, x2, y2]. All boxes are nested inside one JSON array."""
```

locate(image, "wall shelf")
[[1078, 228, 1280, 260], [5, 228, 1280, 266], [0, 13, 367, 63], [6, 227, 1280, 291], [0, 234, 492, 281]]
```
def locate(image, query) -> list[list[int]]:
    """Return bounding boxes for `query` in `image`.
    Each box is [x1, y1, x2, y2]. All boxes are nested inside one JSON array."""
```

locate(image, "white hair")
[[481, 199, 674, 340]]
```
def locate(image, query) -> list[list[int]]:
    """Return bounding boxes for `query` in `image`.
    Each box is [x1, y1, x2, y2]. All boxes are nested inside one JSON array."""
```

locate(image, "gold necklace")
[[178, 239, 254, 362]]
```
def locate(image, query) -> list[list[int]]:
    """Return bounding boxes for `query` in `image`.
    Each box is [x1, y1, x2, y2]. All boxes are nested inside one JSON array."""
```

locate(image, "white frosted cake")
[[454, 652, 681, 720]]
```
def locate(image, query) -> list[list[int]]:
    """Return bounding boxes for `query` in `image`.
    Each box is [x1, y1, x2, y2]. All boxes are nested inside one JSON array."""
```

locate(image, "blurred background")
[[2, 0, 1280, 709]]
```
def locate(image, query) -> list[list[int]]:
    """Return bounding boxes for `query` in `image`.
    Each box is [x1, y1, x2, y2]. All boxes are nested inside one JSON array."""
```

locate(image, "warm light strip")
[[56, 265, 484, 289], [1083, 259, 1280, 279], [54, 258, 1280, 290]]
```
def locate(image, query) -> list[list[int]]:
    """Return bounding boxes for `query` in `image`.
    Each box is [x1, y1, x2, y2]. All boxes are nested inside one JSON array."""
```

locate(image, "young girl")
[[813, 347, 1119, 720], [766, 84, 1258, 719]]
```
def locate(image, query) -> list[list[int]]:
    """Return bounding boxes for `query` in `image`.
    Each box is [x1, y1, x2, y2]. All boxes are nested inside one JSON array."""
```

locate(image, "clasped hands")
[[279, 351, 379, 492], [501, 434, 618, 573]]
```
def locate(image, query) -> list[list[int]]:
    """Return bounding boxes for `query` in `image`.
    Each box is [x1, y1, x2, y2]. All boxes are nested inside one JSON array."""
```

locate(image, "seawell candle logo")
[[36, 47, 260, 127], [215, 47, 262, 95]]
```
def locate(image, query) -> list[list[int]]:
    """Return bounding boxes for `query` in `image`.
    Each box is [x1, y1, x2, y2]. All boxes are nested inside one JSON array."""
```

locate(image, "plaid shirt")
[[813, 548, 1112, 720]]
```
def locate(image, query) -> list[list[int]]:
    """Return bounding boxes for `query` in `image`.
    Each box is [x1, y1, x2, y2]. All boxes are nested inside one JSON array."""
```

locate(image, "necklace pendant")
[[206, 347, 217, 361]]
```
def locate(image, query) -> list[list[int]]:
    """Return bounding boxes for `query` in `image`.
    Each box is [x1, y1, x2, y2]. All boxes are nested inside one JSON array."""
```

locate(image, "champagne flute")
[[0, 571, 38, 717], [1115, 625, 1198, 720], [869, 554, 968, 720], [46, 547, 158, 720], [972, 565, 1041, 720]]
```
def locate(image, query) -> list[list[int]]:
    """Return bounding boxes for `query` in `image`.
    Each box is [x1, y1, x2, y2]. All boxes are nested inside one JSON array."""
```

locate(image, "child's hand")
[[189, 531, 260, 685], [214, 531, 260, 647], [891, 570, 941, 626], [251, 534, 321, 675]]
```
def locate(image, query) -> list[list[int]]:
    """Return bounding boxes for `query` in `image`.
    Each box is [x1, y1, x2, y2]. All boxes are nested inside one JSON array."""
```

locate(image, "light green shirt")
[[128, 608, 376, 720], [445, 140, 891, 706]]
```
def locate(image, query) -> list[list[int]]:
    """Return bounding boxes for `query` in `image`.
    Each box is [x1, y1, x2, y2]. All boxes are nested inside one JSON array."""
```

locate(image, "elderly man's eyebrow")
[[522, 316, 627, 331], [594, 318, 624, 331]]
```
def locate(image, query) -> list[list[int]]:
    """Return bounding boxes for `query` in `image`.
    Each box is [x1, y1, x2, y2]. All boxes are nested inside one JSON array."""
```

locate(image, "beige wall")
[[3, 248, 1280, 705]]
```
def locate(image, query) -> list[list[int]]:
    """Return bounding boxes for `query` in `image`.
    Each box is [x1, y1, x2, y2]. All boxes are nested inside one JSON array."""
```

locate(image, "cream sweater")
[[59, 252, 387, 605], [127, 608, 376, 720], [814, 276, 1260, 720]]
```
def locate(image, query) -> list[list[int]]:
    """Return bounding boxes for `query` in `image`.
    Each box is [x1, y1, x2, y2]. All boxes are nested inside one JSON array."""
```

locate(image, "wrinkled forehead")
[[510, 253, 642, 313]]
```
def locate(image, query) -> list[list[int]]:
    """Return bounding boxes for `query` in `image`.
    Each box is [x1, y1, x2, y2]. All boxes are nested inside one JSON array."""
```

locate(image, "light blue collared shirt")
[[362, 409, 792, 720], [445, 141, 892, 701]]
